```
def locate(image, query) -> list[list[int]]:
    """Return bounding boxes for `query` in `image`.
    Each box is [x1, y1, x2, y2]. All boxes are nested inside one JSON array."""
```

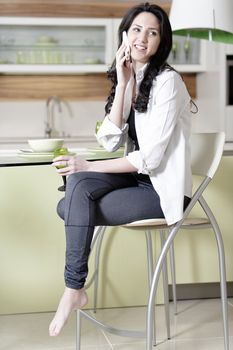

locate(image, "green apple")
[[54, 147, 69, 168]]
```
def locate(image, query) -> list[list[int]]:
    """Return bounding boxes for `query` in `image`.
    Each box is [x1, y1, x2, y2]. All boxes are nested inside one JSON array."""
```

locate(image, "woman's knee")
[[57, 198, 65, 219], [66, 172, 107, 197], [65, 172, 96, 206], [66, 172, 91, 189]]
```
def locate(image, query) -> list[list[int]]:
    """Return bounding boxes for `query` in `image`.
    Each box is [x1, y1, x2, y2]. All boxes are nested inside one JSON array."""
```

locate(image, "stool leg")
[[90, 226, 104, 250], [199, 196, 229, 350], [93, 227, 106, 313], [84, 226, 106, 311], [160, 230, 171, 340], [168, 236, 178, 315], [76, 310, 81, 350], [145, 230, 154, 286], [147, 224, 181, 349], [145, 230, 156, 345]]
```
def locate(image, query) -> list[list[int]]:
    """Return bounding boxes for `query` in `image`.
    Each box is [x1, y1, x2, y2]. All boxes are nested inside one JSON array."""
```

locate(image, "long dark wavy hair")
[[105, 2, 173, 115]]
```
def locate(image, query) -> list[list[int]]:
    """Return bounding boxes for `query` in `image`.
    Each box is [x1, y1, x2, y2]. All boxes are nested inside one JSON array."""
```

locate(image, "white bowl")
[[28, 138, 64, 153]]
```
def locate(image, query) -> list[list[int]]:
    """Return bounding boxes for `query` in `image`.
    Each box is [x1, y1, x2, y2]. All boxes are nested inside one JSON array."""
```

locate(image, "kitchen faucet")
[[45, 95, 62, 138]]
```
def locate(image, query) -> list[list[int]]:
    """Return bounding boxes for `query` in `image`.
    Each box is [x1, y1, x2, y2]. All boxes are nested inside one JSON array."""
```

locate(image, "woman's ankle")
[[49, 287, 88, 336]]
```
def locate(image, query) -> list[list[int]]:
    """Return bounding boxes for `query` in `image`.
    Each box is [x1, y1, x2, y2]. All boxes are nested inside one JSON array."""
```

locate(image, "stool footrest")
[[79, 310, 146, 338]]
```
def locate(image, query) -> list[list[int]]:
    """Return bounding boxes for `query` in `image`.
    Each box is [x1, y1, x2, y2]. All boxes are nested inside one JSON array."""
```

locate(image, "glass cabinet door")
[[168, 35, 206, 72], [0, 17, 114, 73]]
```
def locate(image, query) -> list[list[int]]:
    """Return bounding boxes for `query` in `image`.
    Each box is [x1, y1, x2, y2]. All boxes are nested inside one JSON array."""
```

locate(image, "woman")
[[49, 2, 193, 336]]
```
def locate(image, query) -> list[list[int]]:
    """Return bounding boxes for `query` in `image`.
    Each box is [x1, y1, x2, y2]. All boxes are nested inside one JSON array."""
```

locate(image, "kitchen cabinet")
[[168, 35, 206, 73], [0, 17, 114, 74], [0, 16, 206, 75], [0, 156, 232, 314], [0, 1, 205, 100], [0, 17, 200, 100], [0, 0, 171, 19], [0, 165, 163, 314]]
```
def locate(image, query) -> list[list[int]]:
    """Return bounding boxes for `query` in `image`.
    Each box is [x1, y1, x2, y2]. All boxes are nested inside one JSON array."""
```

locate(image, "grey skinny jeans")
[[57, 171, 182, 290]]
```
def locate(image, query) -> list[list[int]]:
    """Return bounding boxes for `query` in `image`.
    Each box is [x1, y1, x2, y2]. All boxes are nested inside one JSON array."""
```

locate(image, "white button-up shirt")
[[97, 66, 192, 225]]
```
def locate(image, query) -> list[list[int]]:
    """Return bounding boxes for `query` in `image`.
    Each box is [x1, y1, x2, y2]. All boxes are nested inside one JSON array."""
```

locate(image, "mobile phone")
[[122, 31, 130, 60]]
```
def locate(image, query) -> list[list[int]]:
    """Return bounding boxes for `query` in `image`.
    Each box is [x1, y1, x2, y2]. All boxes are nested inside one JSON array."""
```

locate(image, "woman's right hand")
[[52, 155, 90, 175], [106, 42, 133, 129], [115, 42, 132, 87]]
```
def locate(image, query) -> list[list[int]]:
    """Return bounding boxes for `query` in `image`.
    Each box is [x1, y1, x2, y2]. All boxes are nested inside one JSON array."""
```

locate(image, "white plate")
[[18, 150, 76, 159], [18, 152, 57, 160], [20, 149, 55, 155], [17, 150, 97, 160]]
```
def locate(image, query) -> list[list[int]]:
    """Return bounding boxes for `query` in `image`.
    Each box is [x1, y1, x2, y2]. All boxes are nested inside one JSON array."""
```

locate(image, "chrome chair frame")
[[85, 225, 172, 342], [77, 132, 229, 350]]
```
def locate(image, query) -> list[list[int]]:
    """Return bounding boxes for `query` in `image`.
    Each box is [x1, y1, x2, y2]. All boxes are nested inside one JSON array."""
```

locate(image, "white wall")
[[0, 99, 105, 138], [0, 99, 105, 149], [192, 41, 226, 133]]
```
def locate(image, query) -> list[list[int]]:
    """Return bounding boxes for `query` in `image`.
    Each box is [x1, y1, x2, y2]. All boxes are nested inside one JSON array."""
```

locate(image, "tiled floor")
[[1, 298, 233, 350]]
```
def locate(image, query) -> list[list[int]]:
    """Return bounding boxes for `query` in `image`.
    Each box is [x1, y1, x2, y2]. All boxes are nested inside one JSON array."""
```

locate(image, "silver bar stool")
[[77, 132, 229, 350]]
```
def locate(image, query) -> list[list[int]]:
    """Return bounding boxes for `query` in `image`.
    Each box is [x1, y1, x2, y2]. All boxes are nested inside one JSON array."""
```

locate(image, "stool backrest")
[[191, 132, 225, 179]]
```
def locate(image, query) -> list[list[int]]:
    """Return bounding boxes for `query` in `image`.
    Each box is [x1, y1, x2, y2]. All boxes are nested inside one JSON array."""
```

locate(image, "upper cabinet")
[[168, 35, 206, 73], [0, 16, 206, 75], [0, 1, 206, 76], [0, 17, 114, 74]]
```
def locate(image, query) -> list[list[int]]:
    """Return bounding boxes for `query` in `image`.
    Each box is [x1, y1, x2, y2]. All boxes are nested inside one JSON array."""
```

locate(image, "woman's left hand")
[[52, 155, 89, 175]]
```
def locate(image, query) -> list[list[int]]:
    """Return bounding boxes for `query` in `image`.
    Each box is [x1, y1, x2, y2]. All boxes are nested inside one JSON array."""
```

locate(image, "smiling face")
[[127, 11, 161, 70]]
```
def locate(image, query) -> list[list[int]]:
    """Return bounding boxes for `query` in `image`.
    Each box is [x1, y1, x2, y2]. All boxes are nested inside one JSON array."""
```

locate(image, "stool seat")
[[122, 217, 210, 230]]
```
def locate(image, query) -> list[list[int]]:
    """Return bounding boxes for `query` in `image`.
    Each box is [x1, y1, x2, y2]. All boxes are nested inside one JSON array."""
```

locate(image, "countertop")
[[0, 138, 233, 156], [223, 142, 233, 156], [0, 147, 125, 167]]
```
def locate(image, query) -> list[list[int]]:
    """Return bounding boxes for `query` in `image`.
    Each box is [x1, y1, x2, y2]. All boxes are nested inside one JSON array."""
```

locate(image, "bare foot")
[[49, 287, 88, 336]]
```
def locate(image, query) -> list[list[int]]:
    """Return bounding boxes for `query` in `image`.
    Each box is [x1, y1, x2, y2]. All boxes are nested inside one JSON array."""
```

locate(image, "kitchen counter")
[[0, 146, 124, 167], [223, 142, 233, 156], [0, 146, 232, 315], [1, 138, 233, 155]]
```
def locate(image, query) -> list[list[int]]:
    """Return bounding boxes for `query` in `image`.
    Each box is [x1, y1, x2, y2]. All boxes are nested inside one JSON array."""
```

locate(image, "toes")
[[49, 322, 59, 337]]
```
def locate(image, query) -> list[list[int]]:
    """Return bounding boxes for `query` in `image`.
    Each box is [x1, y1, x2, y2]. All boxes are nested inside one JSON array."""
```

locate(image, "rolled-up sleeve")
[[96, 116, 129, 152], [126, 150, 147, 173], [126, 73, 190, 174]]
